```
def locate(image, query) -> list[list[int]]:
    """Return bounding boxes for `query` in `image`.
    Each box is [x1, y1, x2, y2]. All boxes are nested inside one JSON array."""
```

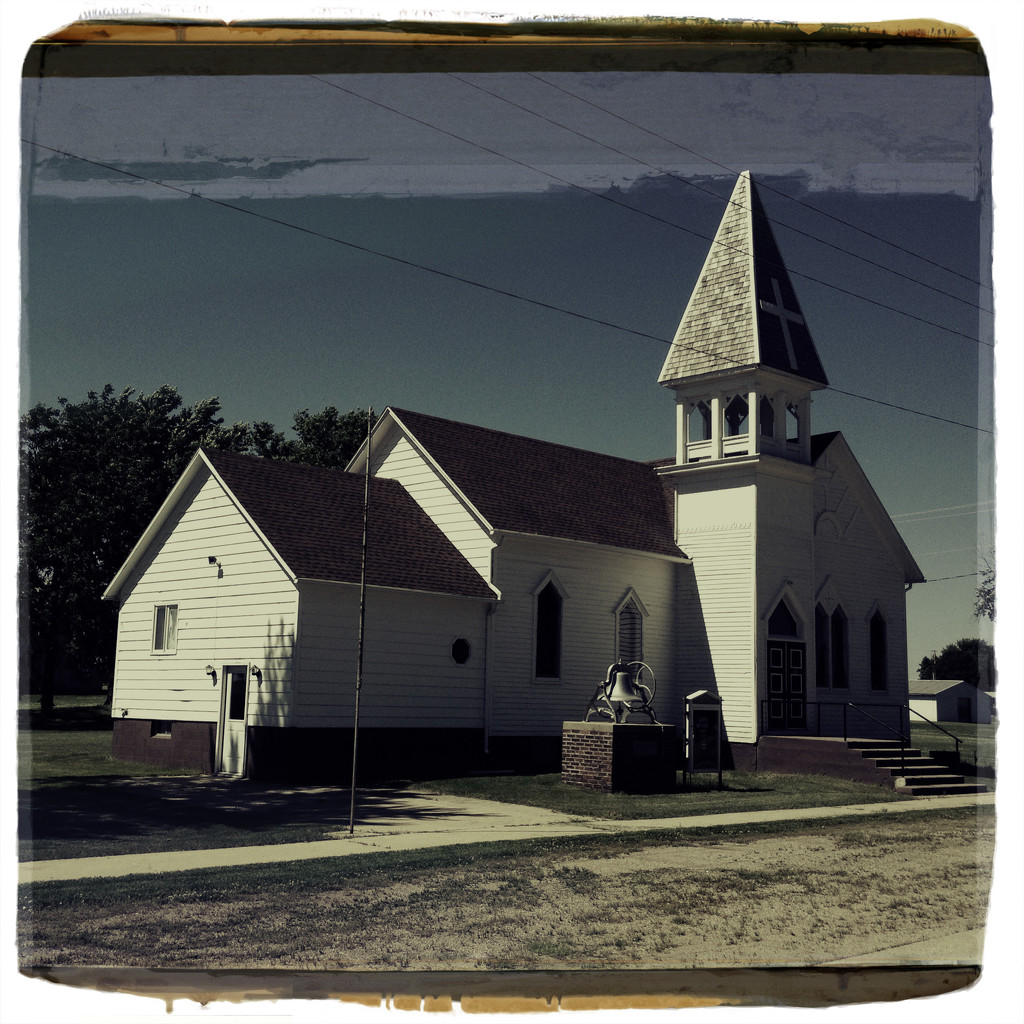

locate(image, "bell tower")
[[658, 171, 828, 468], [659, 172, 830, 750]]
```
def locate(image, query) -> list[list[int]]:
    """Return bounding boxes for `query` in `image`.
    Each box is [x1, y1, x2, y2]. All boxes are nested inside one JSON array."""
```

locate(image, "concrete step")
[[846, 739, 906, 750], [880, 764, 955, 777], [856, 747, 922, 760], [897, 774, 966, 787], [868, 756, 938, 770], [902, 782, 989, 796]]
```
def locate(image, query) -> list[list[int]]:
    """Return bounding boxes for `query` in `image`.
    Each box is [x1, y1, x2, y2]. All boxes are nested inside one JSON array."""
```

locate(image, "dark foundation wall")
[[112, 719, 216, 772], [245, 726, 493, 783]]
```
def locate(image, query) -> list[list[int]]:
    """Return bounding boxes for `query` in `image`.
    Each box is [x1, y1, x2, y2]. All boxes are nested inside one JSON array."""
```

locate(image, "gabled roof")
[[812, 432, 925, 585], [909, 679, 972, 696], [659, 171, 829, 388], [105, 449, 494, 601], [374, 408, 685, 559]]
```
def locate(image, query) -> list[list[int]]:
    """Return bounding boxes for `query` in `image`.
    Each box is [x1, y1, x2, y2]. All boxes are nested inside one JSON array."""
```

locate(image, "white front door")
[[218, 665, 249, 774]]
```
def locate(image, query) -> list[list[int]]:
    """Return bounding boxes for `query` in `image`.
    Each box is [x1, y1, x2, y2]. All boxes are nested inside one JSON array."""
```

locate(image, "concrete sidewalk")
[[18, 790, 994, 885]]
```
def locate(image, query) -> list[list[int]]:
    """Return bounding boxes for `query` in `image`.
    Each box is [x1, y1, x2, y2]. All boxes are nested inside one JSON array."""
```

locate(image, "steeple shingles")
[[659, 171, 828, 387]]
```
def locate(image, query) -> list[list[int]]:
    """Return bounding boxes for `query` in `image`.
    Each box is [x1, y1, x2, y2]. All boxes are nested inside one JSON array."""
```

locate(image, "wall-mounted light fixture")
[[120, 708, 128, 718], [207, 554, 223, 578], [205, 664, 218, 684], [251, 664, 263, 684]]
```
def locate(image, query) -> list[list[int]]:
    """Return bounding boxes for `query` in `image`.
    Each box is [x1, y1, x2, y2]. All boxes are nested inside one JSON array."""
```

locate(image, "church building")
[[103, 172, 923, 781]]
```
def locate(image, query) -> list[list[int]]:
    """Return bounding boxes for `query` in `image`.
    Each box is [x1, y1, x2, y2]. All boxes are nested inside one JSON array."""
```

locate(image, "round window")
[[451, 638, 471, 665]]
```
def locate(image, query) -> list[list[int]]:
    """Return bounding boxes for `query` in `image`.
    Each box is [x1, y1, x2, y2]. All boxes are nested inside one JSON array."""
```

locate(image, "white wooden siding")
[[370, 432, 495, 583], [291, 581, 488, 729], [812, 452, 910, 709], [487, 535, 680, 737], [675, 481, 758, 744], [110, 469, 298, 726]]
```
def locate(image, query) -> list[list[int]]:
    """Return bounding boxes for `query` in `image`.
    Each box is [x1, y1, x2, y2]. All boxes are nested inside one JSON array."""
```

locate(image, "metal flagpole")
[[349, 407, 373, 835]]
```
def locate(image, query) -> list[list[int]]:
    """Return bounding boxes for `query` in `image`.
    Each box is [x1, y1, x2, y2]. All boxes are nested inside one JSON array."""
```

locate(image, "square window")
[[152, 604, 178, 653]]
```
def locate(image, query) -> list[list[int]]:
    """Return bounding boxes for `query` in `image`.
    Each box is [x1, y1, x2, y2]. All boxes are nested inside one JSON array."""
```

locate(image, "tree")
[[19, 385, 291, 710], [974, 559, 995, 621], [917, 638, 995, 690], [291, 406, 377, 469]]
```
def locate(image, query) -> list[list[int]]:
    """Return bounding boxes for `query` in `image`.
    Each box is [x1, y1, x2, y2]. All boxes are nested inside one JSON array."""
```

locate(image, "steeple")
[[659, 172, 828, 466]]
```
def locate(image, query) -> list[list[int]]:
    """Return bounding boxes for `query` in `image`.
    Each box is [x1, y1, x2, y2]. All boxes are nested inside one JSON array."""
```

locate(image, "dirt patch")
[[21, 813, 992, 971]]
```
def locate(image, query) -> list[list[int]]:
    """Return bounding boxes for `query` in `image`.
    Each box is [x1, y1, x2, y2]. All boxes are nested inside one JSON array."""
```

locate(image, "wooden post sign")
[[686, 689, 723, 789]]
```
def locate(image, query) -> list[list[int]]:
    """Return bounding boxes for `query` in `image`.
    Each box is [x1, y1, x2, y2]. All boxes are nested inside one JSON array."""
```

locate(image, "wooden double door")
[[767, 640, 806, 730]]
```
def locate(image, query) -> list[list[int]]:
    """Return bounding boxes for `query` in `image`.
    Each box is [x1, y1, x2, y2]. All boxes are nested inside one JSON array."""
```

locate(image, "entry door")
[[218, 665, 250, 774], [767, 641, 806, 729]]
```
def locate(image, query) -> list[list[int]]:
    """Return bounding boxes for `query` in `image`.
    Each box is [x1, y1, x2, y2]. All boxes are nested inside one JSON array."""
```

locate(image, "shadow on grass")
[[19, 775, 539, 860]]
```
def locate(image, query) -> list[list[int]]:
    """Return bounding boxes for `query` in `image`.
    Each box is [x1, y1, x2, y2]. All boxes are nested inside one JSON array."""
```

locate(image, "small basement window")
[[151, 721, 172, 737], [451, 638, 471, 665]]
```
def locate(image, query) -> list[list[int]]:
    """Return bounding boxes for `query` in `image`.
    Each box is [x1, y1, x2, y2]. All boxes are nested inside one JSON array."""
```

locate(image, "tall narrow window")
[[870, 611, 888, 690], [617, 599, 643, 664], [786, 402, 800, 443], [724, 396, 749, 436], [535, 581, 562, 678], [830, 607, 849, 688], [760, 396, 775, 437], [152, 604, 178, 653], [688, 402, 712, 442], [815, 604, 830, 687]]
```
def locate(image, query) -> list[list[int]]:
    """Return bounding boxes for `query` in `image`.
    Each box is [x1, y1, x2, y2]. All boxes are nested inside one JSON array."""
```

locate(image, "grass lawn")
[[18, 697, 200, 788], [910, 720, 997, 773], [418, 769, 913, 820], [19, 804, 993, 971]]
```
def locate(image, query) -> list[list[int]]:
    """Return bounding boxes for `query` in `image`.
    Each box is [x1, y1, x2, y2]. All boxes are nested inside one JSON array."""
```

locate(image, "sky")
[[17, 26, 995, 676], [3, 5, 1023, 1023]]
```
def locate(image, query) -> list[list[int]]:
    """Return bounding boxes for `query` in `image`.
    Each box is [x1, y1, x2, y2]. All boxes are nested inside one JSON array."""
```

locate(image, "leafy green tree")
[[19, 385, 292, 710], [918, 638, 995, 690], [974, 560, 995, 621], [291, 406, 377, 469]]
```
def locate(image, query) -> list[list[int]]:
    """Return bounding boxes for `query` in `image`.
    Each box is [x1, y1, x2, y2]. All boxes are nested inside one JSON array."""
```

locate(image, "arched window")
[[870, 611, 888, 690], [830, 607, 849, 689], [760, 396, 775, 437], [535, 581, 563, 679], [724, 396, 749, 437], [688, 402, 712, 442], [768, 599, 798, 637], [617, 599, 643, 663], [786, 402, 801, 443], [815, 603, 830, 687]]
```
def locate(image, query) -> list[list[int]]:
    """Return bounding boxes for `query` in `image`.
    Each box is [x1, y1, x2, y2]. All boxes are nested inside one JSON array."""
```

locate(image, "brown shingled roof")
[[203, 448, 494, 599], [389, 409, 683, 558]]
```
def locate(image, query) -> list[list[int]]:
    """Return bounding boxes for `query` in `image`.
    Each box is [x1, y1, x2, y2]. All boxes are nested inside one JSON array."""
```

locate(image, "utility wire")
[[526, 71, 992, 295], [312, 73, 989, 348], [454, 72, 992, 316], [23, 139, 992, 437]]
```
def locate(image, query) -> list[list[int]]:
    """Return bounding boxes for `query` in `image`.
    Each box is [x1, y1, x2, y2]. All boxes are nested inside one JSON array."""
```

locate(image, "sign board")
[[686, 689, 722, 784]]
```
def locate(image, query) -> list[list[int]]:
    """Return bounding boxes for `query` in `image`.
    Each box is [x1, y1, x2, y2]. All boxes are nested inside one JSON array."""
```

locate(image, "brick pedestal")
[[561, 720, 677, 794]]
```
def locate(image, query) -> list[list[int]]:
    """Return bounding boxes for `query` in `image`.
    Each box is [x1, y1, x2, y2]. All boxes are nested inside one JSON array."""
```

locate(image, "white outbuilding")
[[909, 679, 996, 725]]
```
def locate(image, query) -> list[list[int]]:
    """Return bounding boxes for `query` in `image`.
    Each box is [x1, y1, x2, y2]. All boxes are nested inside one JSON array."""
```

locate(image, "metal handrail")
[[759, 699, 910, 773], [906, 705, 962, 762]]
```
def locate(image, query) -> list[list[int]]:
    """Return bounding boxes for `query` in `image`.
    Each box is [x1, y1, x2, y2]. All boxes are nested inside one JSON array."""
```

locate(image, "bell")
[[607, 670, 638, 703]]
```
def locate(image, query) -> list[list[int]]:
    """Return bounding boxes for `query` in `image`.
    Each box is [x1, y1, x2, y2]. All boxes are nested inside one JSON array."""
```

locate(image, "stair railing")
[[842, 702, 909, 773], [906, 705, 962, 764]]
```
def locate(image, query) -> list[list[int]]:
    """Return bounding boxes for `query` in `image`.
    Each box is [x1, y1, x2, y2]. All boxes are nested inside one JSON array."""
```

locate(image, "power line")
[[893, 500, 996, 519], [453, 72, 992, 317], [526, 71, 992, 295], [23, 139, 992, 437], [312, 73, 988, 348]]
